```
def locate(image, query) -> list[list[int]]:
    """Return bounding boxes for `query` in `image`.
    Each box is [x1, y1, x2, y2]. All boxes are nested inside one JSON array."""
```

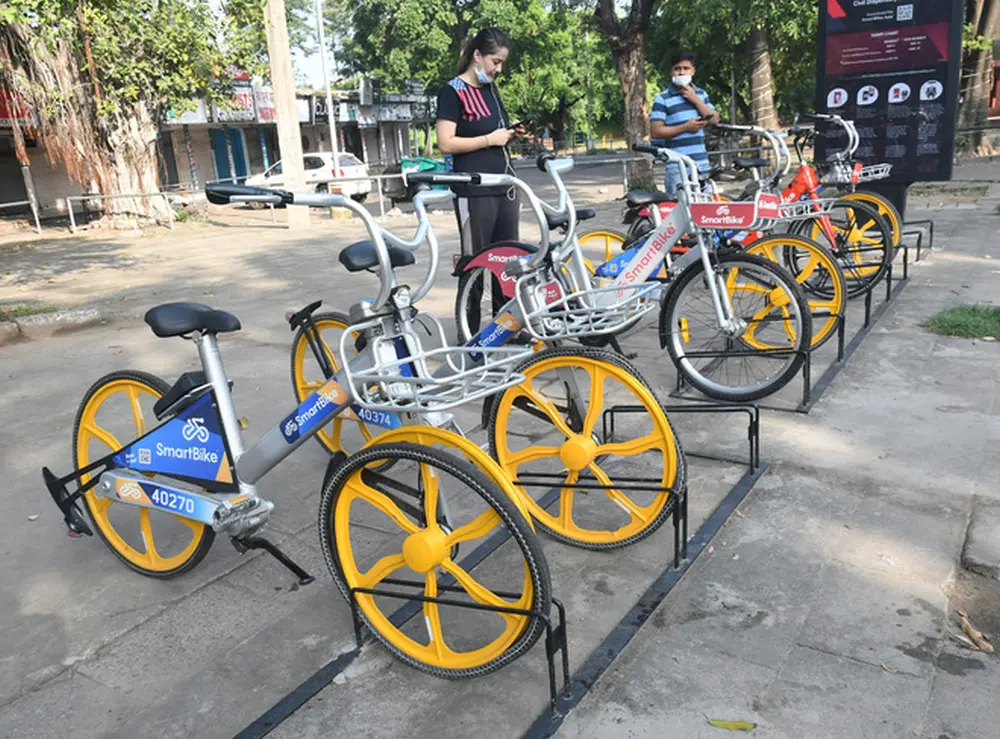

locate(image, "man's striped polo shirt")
[[649, 84, 715, 172]]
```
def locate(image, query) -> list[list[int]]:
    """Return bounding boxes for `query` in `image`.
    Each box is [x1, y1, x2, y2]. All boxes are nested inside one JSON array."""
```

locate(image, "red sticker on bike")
[[690, 202, 758, 229], [543, 281, 563, 305]]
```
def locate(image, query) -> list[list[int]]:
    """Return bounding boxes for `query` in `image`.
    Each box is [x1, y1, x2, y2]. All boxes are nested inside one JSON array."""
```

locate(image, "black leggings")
[[455, 193, 520, 332], [455, 192, 521, 255]]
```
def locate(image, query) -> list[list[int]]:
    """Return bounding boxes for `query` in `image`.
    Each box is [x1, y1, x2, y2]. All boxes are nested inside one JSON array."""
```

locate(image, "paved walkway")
[[1, 162, 998, 738]]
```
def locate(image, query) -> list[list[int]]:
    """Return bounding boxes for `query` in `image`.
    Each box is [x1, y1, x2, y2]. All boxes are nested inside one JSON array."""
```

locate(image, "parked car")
[[245, 152, 372, 202]]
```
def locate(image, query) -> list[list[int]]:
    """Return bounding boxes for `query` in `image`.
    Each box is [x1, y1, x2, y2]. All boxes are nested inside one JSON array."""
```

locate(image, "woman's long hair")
[[457, 28, 509, 75]]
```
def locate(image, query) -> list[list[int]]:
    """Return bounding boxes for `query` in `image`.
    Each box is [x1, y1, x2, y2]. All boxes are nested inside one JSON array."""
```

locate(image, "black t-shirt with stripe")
[[436, 77, 510, 197]]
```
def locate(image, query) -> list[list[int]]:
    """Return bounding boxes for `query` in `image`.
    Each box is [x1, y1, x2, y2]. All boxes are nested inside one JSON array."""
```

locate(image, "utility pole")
[[315, 0, 340, 170], [265, 0, 309, 229], [585, 30, 595, 153]]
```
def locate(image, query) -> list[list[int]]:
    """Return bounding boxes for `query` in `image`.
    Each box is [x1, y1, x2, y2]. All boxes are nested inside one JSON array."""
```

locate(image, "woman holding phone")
[[436, 27, 526, 256]]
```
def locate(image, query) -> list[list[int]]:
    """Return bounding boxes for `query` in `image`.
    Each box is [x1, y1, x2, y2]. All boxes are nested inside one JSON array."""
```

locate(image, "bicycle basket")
[[689, 191, 781, 232], [858, 163, 892, 182], [338, 315, 533, 413], [777, 197, 842, 221], [517, 277, 662, 341], [820, 161, 863, 185]]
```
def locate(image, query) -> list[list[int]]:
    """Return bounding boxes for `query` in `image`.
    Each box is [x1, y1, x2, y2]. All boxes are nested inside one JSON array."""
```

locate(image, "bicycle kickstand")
[[231, 535, 316, 586]]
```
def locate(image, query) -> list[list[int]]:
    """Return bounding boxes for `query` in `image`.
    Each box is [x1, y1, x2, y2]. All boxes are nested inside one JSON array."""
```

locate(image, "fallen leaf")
[[935, 379, 948, 385], [949, 631, 978, 650], [27, 514, 39, 521], [732, 554, 740, 561], [707, 545, 716, 554], [881, 663, 898, 673], [706, 718, 756, 731], [957, 611, 994, 654]]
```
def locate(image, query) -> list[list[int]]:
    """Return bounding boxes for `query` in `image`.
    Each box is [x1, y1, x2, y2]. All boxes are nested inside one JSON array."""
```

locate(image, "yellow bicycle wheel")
[[744, 233, 847, 349], [841, 190, 902, 248], [290, 311, 378, 456], [320, 431, 550, 678], [577, 229, 626, 263], [488, 348, 684, 550], [72, 371, 214, 577]]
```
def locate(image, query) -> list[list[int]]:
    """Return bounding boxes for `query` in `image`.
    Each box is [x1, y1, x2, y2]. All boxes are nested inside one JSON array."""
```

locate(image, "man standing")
[[650, 51, 718, 195]]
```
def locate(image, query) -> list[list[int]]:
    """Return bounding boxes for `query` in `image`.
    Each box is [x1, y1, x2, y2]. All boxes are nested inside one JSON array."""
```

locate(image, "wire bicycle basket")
[[858, 163, 892, 182], [776, 197, 842, 221], [339, 313, 534, 413], [517, 278, 662, 341]]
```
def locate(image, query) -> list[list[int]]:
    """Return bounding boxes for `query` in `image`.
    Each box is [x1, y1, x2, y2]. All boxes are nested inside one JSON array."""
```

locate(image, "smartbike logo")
[[623, 223, 676, 283], [281, 381, 345, 443]]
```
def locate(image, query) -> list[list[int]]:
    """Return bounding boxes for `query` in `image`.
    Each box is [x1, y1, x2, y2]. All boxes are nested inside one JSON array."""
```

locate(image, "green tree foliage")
[[647, 0, 817, 123]]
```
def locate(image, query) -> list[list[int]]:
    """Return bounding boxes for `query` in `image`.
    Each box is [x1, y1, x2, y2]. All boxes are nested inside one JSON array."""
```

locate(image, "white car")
[[246, 152, 372, 202]]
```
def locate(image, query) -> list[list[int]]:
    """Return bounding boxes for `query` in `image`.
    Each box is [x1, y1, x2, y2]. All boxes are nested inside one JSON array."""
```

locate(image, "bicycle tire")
[[841, 190, 902, 248], [319, 440, 551, 679], [72, 370, 215, 578], [659, 251, 813, 402], [486, 346, 687, 550]]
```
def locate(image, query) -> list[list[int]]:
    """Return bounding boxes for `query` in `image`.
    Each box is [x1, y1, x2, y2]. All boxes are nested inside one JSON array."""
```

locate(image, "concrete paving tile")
[[797, 563, 948, 678], [0, 671, 128, 739], [755, 645, 932, 739], [76, 580, 301, 694]]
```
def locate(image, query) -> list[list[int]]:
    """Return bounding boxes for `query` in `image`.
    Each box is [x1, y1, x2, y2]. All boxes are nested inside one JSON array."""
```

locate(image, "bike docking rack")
[[521, 402, 768, 738], [347, 580, 571, 707], [665, 200, 921, 413]]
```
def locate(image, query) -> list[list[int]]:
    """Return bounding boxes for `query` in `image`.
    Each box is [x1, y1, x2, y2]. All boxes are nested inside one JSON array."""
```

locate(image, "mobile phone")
[[511, 119, 531, 130], [697, 114, 713, 122]]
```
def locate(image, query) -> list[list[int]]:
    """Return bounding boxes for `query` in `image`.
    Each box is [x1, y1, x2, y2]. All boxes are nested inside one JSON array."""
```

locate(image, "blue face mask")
[[475, 62, 493, 85]]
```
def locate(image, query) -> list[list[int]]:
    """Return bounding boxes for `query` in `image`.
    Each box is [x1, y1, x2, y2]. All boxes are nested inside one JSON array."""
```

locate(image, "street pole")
[[585, 30, 595, 153], [315, 0, 340, 170], [265, 0, 309, 229]]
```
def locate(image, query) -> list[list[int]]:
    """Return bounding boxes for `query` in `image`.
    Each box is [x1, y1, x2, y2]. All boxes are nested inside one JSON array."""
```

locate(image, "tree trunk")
[[748, 26, 779, 131], [1, 21, 169, 225], [959, 0, 999, 154], [611, 36, 654, 186]]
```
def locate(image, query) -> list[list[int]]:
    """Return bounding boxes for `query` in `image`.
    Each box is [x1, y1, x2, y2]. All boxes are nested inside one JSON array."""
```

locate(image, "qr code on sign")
[[139, 448, 151, 465], [897, 4, 913, 21]]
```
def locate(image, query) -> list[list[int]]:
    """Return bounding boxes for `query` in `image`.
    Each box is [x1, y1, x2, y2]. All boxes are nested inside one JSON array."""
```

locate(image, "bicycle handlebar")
[[631, 143, 705, 197], [205, 181, 448, 312]]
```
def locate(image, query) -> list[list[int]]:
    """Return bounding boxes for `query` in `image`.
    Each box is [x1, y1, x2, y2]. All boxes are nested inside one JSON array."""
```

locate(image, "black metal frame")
[[348, 581, 570, 706], [670, 240, 914, 414]]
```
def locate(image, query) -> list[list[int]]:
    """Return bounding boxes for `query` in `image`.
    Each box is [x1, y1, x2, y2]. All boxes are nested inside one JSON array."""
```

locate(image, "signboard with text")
[[816, 0, 963, 182]]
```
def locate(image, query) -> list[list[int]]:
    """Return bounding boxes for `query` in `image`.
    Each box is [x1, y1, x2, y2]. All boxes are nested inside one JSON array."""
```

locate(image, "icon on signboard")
[[920, 80, 943, 101], [827, 88, 848, 109], [857, 85, 879, 106], [888, 83, 911, 103]]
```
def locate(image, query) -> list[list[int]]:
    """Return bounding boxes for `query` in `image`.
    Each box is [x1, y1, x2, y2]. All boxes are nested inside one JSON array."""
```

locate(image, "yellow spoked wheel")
[[797, 199, 893, 298], [660, 251, 812, 402], [577, 229, 627, 263], [320, 431, 550, 678], [841, 190, 902, 248], [290, 311, 379, 456], [743, 233, 847, 349], [487, 347, 685, 550], [72, 371, 214, 577]]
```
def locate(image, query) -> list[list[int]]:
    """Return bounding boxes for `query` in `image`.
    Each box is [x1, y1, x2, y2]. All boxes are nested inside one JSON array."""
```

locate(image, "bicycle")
[[41, 185, 556, 679], [580, 117, 894, 300], [256, 162, 686, 552], [454, 147, 814, 402]]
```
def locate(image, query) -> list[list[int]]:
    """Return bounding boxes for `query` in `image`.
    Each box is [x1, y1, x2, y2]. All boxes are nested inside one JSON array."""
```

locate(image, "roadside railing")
[[0, 199, 42, 235], [65, 192, 174, 233]]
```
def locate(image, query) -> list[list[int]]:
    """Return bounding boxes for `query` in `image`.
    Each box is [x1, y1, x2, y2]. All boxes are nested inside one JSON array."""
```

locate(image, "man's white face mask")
[[672, 74, 692, 87]]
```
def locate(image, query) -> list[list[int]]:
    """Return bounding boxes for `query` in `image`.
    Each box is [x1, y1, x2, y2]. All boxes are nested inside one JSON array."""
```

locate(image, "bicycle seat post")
[[193, 331, 255, 497]]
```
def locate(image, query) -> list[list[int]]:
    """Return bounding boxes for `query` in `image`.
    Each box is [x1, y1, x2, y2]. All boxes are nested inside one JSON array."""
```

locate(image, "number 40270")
[[150, 488, 196, 515]]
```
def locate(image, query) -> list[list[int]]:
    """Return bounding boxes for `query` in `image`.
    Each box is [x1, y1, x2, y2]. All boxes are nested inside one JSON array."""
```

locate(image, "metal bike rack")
[[348, 583, 570, 707], [668, 239, 913, 414]]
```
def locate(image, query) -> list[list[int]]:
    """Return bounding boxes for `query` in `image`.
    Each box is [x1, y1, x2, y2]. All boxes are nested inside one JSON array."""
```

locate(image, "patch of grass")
[[0, 303, 59, 321], [925, 304, 1000, 338]]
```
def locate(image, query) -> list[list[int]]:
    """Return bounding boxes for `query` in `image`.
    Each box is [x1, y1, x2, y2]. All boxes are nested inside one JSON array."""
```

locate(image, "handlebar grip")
[[800, 112, 835, 122], [631, 143, 661, 156], [205, 182, 290, 205], [536, 150, 556, 172], [712, 122, 753, 133], [406, 172, 482, 186]]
